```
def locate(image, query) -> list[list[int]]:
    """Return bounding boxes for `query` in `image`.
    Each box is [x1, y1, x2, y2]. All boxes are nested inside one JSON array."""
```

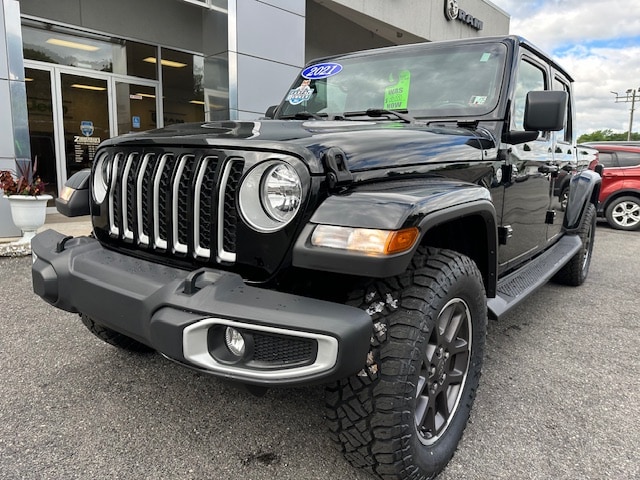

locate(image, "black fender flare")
[[292, 180, 498, 295], [564, 170, 602, 232]]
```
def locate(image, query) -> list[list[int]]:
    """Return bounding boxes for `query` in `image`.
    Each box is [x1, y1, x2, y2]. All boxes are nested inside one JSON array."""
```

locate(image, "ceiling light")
[[189, 100, 205, 105], [46, 38, 100, 51], [142, 57, 187, 68], [134, 93, 156, 99], [71, 83, 106, 91]]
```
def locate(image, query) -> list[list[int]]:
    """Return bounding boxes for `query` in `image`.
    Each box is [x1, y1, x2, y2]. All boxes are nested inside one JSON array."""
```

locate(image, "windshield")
[[277, 42, 507, 119]]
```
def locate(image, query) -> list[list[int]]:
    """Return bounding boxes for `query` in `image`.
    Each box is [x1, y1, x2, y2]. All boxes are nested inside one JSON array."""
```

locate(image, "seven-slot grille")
[[104, 149, 245, 262]]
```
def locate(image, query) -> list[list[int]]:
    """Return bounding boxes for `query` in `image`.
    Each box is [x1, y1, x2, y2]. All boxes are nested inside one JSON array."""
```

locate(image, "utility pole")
[[612, 88, 640, 140]]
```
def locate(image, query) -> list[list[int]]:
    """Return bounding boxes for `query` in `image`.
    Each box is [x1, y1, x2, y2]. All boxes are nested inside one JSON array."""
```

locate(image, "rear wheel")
[[554, 203, 596, 286], [326, 248, 486, 480], [605, 196, 640, 230], [80, 314, 153, 353]]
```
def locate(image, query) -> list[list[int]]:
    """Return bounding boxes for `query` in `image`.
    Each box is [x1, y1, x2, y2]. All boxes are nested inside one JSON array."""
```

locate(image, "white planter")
[[4, 194, 53, 244]]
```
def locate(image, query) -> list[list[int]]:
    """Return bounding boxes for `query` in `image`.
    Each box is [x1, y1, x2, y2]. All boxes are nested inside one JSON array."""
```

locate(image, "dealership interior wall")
[[0, 0, 509, 235]]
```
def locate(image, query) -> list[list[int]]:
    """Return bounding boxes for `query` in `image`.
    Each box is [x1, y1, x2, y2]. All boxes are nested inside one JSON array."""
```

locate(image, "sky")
[[488, 0, 640, 138]]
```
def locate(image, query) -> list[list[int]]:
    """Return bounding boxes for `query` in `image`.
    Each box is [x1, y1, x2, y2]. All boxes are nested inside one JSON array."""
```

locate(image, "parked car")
[[555, 145, 599, 210], [583, 142, 640, 230]]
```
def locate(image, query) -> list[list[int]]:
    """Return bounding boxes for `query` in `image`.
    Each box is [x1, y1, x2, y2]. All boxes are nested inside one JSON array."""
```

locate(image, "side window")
[[616, 151, 640, 167], [553, 76, 572, 143], [597, 152, 618, 168], [512, 58, 546, 132]]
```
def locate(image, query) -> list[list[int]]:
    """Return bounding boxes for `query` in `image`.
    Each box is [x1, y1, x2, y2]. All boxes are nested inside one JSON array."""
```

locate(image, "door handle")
[[538, 164, 559, 174]]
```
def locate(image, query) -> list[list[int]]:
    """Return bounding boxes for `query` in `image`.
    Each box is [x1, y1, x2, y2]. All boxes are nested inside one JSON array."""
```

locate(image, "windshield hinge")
[[322, 147, 353, 191], [457, 120, 479, 129]]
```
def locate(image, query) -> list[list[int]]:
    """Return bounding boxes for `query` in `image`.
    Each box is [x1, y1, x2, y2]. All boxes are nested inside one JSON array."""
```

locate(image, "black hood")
[[100, 120, 491, 174]]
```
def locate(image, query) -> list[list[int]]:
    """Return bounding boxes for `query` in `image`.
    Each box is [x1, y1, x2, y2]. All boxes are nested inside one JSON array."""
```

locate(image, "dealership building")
[[0, 0, 509, 235]]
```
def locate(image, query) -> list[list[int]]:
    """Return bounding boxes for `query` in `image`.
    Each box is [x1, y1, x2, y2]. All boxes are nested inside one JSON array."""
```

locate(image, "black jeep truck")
[[32, 36, 601, 480]]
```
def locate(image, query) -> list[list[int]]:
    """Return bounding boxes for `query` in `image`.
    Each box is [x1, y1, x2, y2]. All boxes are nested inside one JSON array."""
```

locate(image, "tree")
[[578, 129, 640, 143]]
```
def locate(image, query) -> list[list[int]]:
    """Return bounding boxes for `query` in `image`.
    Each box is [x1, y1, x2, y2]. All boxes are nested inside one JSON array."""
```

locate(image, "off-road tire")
[[605, 195, 640, 231], [554, 203, 596, 286], [325, 247, 487, 480], [80, 314, 154, 353]]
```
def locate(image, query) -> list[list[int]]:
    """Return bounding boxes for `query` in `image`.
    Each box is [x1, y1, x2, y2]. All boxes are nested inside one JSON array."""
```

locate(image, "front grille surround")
[[102, 148, 245, 264]]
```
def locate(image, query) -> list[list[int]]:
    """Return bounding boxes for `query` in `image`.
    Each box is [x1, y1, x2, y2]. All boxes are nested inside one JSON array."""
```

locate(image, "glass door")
[[60, 73, 110, 178], [24, 67, 58, 198], [114, 81, 158, 135]]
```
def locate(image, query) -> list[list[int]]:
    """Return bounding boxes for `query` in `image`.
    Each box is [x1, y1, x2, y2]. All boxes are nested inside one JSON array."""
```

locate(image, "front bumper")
[[31, 229, 372, 386]]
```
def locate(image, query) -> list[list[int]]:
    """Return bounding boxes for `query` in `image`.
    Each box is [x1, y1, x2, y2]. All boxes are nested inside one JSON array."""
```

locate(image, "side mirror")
[[502, 130, 539, 145], [264, 105, 278, 119], [55, 169, 91, 217], [595, 164, 604, 177], [523, 90, 567, 132]]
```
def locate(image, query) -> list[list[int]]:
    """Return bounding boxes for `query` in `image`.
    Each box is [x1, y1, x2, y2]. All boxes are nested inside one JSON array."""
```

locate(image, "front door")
[[498, 56, 554, 271]]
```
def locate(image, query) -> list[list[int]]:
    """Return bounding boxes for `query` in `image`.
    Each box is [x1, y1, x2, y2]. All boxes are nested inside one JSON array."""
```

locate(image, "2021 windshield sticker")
[[301, 62, 343, 80], [287, 79, 314, 105], [384, 70, 411, 110]]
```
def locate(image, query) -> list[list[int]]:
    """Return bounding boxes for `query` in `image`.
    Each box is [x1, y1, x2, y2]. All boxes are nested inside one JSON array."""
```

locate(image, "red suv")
[[584, 142, 640, 230]]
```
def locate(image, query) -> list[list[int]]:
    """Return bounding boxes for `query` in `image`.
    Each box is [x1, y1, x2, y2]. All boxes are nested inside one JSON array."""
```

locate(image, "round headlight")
[[261, 164, 302, 222], [92, 152, 112, 203], [239, 160, 303, 232]]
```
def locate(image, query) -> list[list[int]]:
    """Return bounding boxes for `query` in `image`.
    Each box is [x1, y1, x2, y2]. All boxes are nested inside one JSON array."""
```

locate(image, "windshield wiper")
[[340, 109, 416, 123], [280, 111, 326, 120]]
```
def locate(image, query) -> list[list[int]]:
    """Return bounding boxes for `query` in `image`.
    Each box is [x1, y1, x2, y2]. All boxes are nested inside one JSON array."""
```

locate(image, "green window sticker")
[[384, 70, 411, 109], [480, 53, 491, 62]]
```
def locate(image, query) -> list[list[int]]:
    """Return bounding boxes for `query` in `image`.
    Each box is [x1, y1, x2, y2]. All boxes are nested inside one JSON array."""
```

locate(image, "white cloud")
[[489, 0, 640, 137]]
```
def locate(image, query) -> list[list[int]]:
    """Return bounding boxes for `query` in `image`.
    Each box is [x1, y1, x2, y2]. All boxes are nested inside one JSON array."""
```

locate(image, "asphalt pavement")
[[0, 222, 638, 480]]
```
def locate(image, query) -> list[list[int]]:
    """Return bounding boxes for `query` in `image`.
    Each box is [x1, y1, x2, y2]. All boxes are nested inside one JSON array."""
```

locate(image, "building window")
[[159, 48, 205, 125], [22, 22, 157, 80]]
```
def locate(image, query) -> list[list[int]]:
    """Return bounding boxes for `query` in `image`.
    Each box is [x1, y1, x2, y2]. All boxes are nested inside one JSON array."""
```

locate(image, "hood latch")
[[322, 147, 353, 191]]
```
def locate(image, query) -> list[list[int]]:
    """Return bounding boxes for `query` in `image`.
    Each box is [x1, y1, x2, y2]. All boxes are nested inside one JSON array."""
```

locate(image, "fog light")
[[224, 327, 246, 357]]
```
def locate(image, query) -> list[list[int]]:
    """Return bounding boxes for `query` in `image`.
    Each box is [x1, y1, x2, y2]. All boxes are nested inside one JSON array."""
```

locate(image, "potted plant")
[[0, 159, 52, 245]]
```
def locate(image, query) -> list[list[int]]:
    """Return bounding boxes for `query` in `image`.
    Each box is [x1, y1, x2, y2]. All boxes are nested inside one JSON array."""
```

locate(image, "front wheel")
[[326, 248, 487, 480], [605, 196, 640, 230]]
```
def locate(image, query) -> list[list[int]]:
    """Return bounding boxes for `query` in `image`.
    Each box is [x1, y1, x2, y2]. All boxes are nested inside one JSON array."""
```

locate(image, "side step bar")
[[487, 235, 582, 319]]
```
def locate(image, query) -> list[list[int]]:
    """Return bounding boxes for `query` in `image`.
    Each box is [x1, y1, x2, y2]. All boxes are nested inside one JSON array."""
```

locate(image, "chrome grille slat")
[[172, 155, 190, 254], [193, 156, 213, 259], [152, 154, 171, 250], [108, 153, 122, 237], [217, 159, 242, 263], [121, 153, 137, 241], [136, 153, 153, 246]]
